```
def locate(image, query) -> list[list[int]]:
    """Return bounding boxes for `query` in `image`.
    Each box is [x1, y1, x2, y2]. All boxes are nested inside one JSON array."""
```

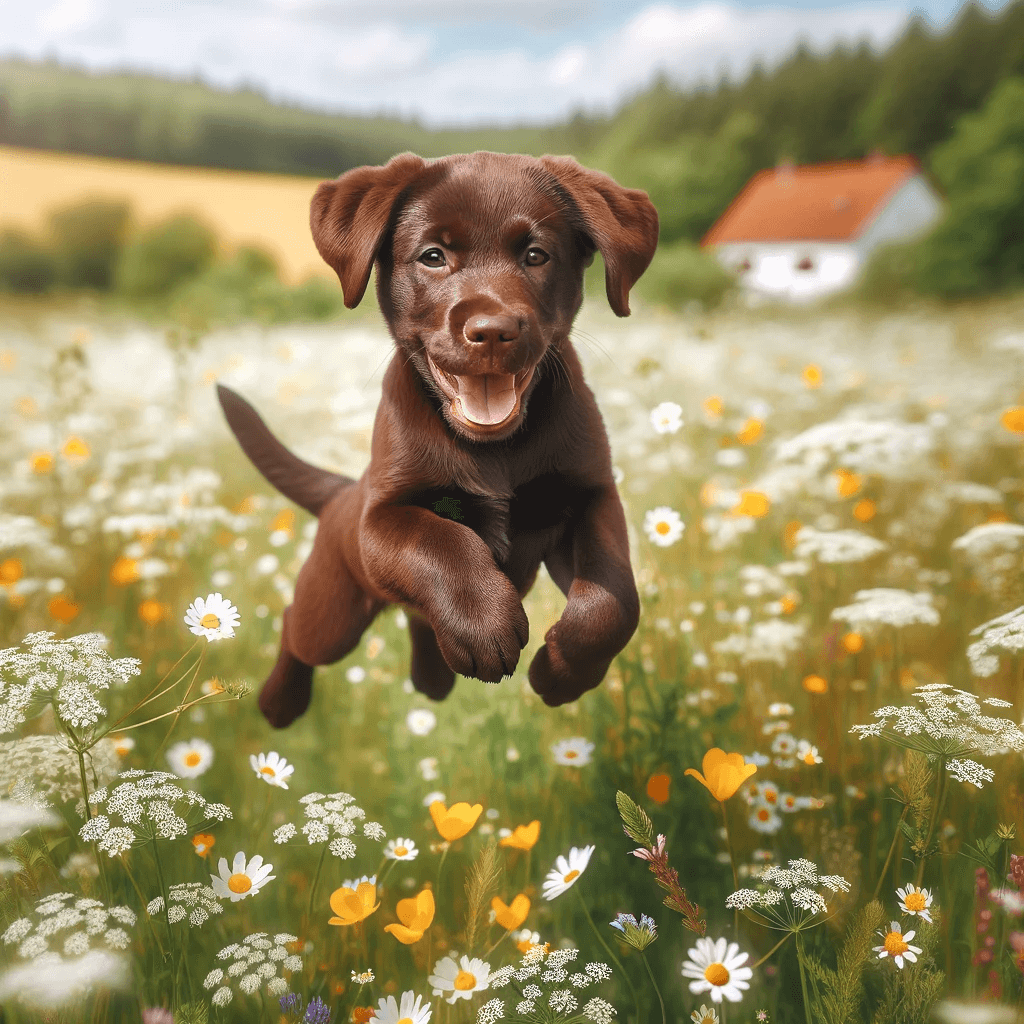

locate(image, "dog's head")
[[311, 151, 658, 441]]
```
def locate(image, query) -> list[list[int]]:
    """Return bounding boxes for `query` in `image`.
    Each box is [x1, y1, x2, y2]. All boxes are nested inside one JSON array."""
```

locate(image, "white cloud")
[[4, 2, 919, 124]]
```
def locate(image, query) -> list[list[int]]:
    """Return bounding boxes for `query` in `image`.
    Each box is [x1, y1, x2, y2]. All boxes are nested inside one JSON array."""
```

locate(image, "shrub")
[[0, 229, 56, 293], [635, 239, 736, 311], [854, 239, 923, 305], [115, 214, 217, 298], [48, 199, 132, 289]]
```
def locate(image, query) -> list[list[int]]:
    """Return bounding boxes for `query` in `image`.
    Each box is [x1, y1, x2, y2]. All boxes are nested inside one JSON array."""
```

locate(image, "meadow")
[[1, 291, 1024, 1024]]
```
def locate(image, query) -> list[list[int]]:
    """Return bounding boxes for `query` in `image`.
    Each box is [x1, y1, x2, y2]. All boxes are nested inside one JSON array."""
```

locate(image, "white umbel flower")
[[542, 845, 595, 900], [650, 401, 683, 434], [184, 593, 240, 641], [166, 738, 214, 779], [680, 936, 752, 1003], [249, 751, 294, 789], [210, 852, 275, 902], [371, 989, 433, 1023], [428, 952, 491, 1003]]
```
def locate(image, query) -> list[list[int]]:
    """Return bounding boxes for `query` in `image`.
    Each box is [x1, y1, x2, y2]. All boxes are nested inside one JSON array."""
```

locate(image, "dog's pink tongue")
[[455, 373, 516, 425]]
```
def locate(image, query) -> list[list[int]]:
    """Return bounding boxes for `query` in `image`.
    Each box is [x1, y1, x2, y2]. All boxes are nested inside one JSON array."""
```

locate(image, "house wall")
[[855, 175, 945, 257], [715, 242, 861, 302]]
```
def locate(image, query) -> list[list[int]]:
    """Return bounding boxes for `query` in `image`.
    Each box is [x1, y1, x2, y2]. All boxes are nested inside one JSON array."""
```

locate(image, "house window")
[[796, 256, 814, 272]]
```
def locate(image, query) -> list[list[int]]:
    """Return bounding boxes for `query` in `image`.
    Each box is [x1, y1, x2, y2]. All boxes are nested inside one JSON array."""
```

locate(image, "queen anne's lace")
[[79, 770, 231, 855], [272, 791, 384, 859], [203, 932, 302, 1006], [0, 735, 119, 811], [149, 883, 224, 928], [0, 632, 140, 737], [831, 589, 940, 630], [1, 893, 135, 959], [727, 859, 849, 931], [967, 606, 1024, 678]]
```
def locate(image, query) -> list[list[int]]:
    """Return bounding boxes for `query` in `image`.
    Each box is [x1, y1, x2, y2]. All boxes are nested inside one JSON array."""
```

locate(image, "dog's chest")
[[411, 474, 578, 565]]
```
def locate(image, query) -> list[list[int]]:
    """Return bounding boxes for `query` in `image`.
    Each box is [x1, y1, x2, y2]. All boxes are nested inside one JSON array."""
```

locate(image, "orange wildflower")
[[1000, 407, 1024, 435], [47, 596, 80, 624], [732, 491, 770, 518], [500, 820, 540, 851], [138, 599, 169, 626], [329, 880, 380, 927], [802, 675, 828, 694], [192, 834, 215, 858], [736, 418, 763, 445], [62, 436, 90, 461], [384, 888, 435, 944], [685, 748, 757, 802], [783, 520, 802, 550], [429, 800, 483, 842], [646, 773, 671, 804], [703, 395, 724, 419], [352, 1009, 374, 1023], [779, 593, 799, 614], [491, 894, 530, 931], [834, 469, 862, 498], [30, 452, 54, 474], [853, 499, 876, 522], [109, 557, 140, 586], [0, 558, 23, 585], [843, 632, 865, 654], [802, 364, 823, 388]]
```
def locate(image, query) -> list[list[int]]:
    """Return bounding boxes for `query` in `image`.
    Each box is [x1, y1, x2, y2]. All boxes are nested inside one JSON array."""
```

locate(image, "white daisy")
[[691, 1006, 720, 1024], [406, 709, 437, 736], [650, 401, 684, 434], [423, 791, 446, 808], [542, 845, 595, 900], [110, 736, 135, 758], [896, 884, 934, 924], [644, 507, 685, 547], [797, 741, 823, 766], [748, 805, 782, 834], [873, 921, 922, 968], [551, 738, 595, 767], [249, 752, 294, 790], [166, 739, 214, 779], [681, 936, 753, 1003], [384, 838, 419, 861], [210, 852, 275, 903], [184, 593, 240, 641], [428, 953, 491, 1003], [370, 990, 432, 1023]]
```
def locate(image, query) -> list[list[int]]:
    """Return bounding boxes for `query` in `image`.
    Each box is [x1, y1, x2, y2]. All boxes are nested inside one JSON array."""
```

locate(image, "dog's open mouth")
[[426, 355, 536, 431]]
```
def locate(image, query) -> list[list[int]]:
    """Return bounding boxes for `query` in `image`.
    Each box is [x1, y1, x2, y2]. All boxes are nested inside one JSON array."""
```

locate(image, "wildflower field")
[[2, 294, 1024, 1024]]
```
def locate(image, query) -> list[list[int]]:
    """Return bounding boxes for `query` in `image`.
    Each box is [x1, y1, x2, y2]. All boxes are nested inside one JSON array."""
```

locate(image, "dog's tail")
[[217, 384, 353, 517]]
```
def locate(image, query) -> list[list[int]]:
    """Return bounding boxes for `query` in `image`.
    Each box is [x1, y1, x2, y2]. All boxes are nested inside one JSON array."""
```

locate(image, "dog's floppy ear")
[[540, 156, 659, 317], [310, 152, 428, 309]]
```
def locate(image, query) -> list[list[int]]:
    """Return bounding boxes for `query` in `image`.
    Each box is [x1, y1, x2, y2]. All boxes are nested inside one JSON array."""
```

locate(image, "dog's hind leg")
[[407, 612, 456, 700], [259, 484, 386, 728]]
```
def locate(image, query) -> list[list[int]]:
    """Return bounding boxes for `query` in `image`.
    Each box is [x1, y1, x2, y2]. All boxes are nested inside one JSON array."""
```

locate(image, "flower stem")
[[640, 951, 667, 1024], [120, 853, 166, 960], [720, 800, 740, 938], [152, 841, 177, 1006], [573, 884, 641, 1024], [872, 805, 909, 901], [74, 744, 111, 899], [752, 930, 793, 968], [795, 932, 815, 1024], [915, 763, 948, 886], [306, 841, 330, 928]]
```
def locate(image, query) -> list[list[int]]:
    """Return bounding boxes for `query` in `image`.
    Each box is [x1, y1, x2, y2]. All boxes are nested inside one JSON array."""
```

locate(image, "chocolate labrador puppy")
[[218, 151, 658, 728]]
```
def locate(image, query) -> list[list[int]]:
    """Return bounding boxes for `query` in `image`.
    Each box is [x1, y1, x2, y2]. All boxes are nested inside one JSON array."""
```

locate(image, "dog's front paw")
[[433, 584, 529, 683], [528, 623, 610, 706]]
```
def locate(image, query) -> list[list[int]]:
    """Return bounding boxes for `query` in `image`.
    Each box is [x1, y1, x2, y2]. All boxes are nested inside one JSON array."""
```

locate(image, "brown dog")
[[217, 151, 658, 728]]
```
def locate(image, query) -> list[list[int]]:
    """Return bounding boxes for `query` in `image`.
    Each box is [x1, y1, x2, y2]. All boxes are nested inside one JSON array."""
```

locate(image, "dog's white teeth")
[[455, 373, 517, 426]]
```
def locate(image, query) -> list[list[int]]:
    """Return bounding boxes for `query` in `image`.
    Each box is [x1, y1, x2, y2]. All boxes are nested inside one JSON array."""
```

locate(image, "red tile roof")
[[701, 155, 921, 246]]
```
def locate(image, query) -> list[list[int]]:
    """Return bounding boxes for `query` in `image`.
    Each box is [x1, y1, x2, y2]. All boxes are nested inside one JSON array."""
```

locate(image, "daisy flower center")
[[699, 1015, 716, 1024], [565, 750, 578, 758], [803, 752, 817, 764], [228, 873, 253, 894], [200, 613, 221, 628], [757, 809, 770, 821], [904, 892, 927, 911], [453, 970, 477, 990], [704, 962, 730, 986], [563, 869, 580, 883], [883, 931, 909, 956], [394, 846, 408, 857], [397, 1018, 413, 1024], [184, 752, 202, 767], [260, 766, 276, 776], [656, 521, 670, 534]]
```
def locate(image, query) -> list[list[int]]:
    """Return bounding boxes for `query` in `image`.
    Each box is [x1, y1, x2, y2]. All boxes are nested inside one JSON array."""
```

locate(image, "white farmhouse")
[[701, 155, 944, 302]]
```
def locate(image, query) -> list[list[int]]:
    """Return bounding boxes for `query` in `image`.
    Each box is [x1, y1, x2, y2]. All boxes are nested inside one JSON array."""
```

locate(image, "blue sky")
[[0, 0, 1012, 125]]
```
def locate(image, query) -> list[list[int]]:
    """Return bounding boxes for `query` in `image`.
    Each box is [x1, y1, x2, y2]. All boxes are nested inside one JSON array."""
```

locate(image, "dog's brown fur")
[[217, 151, 659, 728]]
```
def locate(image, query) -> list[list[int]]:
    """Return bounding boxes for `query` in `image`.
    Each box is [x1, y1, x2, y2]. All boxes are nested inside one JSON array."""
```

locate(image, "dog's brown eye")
[[419, 248, 447, 267], [525, 247, 549, 266]]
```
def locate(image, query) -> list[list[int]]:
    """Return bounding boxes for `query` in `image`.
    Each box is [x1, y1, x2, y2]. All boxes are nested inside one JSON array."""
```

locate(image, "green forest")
[[2, 0, 1024, 303]]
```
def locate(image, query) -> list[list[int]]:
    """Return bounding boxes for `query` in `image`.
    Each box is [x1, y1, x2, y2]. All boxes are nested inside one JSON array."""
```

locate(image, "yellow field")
[[0, 144, 335, 285]]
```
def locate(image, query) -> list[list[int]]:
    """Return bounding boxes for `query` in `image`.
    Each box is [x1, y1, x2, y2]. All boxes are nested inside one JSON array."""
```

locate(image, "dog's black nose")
[[464, 314, 521, 345]]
